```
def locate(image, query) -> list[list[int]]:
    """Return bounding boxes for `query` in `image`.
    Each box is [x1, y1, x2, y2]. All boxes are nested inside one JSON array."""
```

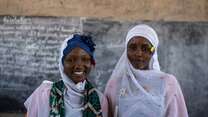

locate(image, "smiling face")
[[63, 47, 92, 84], [127, 36, 154, 70]]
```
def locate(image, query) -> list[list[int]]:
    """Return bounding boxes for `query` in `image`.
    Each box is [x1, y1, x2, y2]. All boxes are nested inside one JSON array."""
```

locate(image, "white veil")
[[111, 24, 166, 117]]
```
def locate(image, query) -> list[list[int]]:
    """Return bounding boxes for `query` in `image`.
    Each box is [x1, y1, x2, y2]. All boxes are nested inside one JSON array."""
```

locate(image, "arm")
[[164, 75, 189, 117], [101, 93, 109, 117], [24, 81, 52, 117], [104, 78, 118, 117]]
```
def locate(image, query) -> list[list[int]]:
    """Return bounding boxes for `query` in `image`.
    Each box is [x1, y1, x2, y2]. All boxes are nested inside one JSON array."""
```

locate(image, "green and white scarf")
[[49, 80, 103, 117]]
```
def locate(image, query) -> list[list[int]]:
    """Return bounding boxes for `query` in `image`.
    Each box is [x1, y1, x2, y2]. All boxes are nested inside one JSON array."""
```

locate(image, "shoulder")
[[31, 80, 53, 96], [34, 80, 53, 96], [162, 74, 178, 86], [24, 80, 53, 116], [162, 74, 188, 116], [105, 77, 119, 90], [39, 80, 53, 90], [24, 80, 53, 108], [104, 77, 119, 100], [161, 73, 181, 97]]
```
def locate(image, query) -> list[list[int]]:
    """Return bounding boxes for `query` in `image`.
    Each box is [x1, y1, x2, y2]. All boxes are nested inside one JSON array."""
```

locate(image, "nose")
[[135, 48, 143, 57], [74, 59, 83, 70]]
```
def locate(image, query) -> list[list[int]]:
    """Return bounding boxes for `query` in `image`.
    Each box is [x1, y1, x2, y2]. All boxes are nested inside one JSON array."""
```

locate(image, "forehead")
[[128, 36, 152, 45], [66, 47, 90, 57]]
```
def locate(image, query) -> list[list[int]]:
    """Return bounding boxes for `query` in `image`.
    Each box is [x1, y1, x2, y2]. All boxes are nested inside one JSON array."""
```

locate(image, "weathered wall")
[[0, 16, 208, 117], [0, 0, 207, 21]]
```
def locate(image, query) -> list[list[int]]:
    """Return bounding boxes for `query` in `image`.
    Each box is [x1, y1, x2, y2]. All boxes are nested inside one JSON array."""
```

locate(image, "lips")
[[74, 71, 84, 75], [72, 71, 86, 78], [133, 59, 144, 63], [71, 71, 85, 81]]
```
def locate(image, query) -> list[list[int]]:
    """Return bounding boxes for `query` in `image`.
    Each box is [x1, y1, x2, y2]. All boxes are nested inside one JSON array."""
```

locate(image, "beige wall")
[[0, 0, 207, 21]]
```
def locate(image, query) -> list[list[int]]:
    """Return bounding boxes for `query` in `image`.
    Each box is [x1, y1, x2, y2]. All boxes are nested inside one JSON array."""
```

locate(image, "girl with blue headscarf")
[[24, 34, 108, 117]]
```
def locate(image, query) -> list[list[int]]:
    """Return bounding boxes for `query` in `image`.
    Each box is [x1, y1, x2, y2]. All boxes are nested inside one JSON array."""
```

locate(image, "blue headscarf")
[[62, 34, 96, 65]]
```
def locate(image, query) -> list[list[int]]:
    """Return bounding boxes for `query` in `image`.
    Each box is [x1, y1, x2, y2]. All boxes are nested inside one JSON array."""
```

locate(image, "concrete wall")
[[0, 16, 208, 117], [0, 0, 207, 21]]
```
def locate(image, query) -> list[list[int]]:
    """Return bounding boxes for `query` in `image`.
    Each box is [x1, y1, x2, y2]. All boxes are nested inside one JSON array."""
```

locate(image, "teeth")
[[74, 72, 83, 75]]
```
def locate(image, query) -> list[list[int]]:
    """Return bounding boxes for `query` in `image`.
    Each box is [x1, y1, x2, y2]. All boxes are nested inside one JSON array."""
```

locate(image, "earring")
[[150, 47, 155, 52]]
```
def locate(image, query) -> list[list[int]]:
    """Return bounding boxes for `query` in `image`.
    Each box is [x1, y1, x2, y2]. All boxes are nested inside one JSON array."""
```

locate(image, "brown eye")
[[65, 57, 73, 63], [128, 44, 137, 51], [82, 56, 91, 63], [141, 44, 151, 53]]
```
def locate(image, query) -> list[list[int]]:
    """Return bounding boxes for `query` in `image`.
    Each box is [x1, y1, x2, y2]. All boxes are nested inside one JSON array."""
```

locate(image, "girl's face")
[[63, 47, 92, 84], [127, 36, 154, 70]]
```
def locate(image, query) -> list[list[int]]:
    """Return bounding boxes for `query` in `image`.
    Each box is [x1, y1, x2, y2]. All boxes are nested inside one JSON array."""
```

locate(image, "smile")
[[74, 71, 84, 75]]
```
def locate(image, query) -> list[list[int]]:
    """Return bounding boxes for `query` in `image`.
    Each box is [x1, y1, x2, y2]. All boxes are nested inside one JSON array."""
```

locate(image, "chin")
[[134, 65, 147, 70], [72, 77, 86, 83]]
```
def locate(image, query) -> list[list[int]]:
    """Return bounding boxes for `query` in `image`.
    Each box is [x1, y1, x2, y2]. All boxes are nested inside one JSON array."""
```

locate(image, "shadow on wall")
[[0, 96, 26, 112]]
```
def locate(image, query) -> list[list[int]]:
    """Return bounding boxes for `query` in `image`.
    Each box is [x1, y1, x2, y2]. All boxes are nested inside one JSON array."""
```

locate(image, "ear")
[[90, 64, 95, 69], [91, 59, 96, 66]]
